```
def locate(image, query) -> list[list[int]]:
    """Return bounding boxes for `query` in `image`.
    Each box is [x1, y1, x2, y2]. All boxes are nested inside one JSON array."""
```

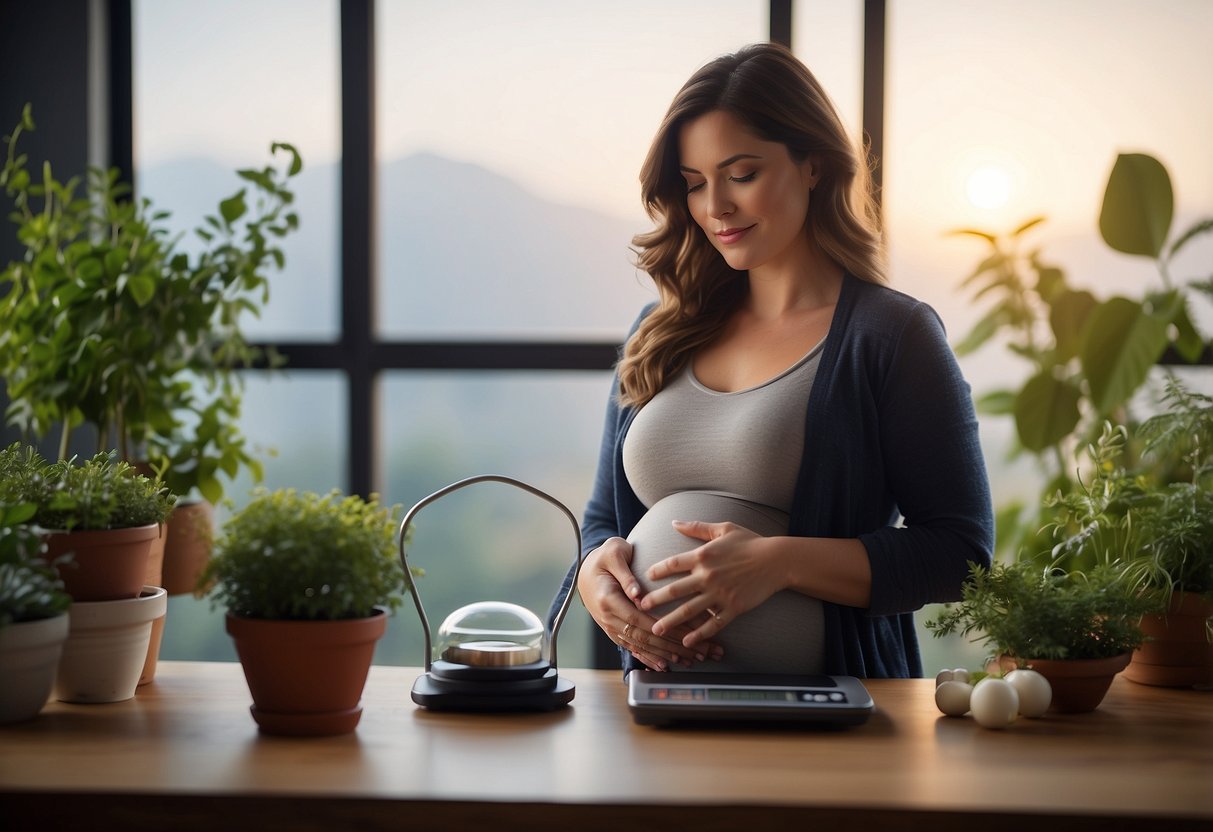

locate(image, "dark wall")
[[0, 0, 100, 458]]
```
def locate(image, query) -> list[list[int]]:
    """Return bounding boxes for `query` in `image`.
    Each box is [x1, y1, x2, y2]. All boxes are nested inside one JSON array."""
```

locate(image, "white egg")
[[970, 678, 1019, 729], [934, 680, 973, 716], [1005, 669, 1052, 717], [934, 667, 971, 686]]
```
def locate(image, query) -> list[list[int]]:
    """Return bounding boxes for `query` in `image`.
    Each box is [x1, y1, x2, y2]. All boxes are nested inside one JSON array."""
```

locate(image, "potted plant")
[[200, 488, 415, 736], [0, 104, 301, 597], [1050, 380, 1213, 687], [0, 443, 175, 698], [0, 444, 176, 601], [0, 501, 71, 723], [950, 152, 1211, 559], [927, 556, 1157, 712]]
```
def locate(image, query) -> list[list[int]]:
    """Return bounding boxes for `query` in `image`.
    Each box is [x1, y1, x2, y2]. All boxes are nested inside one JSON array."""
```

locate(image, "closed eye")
[[729, 172, 757, 183]]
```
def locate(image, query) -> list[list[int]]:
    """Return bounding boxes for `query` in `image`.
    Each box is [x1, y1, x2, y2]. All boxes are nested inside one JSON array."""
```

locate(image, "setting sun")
[[965, 165, 1013, 211]]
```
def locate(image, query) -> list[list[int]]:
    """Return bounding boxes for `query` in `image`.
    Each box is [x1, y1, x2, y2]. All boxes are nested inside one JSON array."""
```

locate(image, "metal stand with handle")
[[398, 475, 582, 712]]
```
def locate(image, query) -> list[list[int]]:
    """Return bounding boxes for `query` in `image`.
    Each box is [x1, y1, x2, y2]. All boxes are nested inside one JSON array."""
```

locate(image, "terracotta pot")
[[145, 524, 166, 586], [226, 609, 387, 736], [1025, 653, 1132, 713], [1124, 591, 1213, 689], [138, 612, 167, 687], [161, 500, 215, 595], [43, 524, 159, 601], [137, 524, 168, 685], [0, 613, 70, 723], [55, 586, 168, 703]]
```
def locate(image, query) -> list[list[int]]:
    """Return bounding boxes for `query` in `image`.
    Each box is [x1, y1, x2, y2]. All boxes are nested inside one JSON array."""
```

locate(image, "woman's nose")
[[706, 185, 734, 218]]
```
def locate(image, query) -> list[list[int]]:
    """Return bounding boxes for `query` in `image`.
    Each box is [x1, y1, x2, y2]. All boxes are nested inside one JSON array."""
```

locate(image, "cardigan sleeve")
[[580, 372, 627, 557], [858, 301, 994, 617]]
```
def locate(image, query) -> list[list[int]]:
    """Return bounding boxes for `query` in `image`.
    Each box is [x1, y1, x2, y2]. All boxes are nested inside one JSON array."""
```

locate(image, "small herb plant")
[[0, 501, 70, 627], [0, 443, 175, 531], [202, 488, 417, 621], [927, 559, 1156, 661]]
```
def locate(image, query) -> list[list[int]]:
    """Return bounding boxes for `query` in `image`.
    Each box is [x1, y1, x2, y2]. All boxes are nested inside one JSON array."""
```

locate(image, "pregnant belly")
[[626, 491, 824, 675]]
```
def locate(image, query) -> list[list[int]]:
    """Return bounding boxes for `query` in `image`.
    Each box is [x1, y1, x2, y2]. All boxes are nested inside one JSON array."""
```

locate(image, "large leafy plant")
[[202, 488, 418, 621], [0, 104, 301, 503], [952, 153, 1211, 555]]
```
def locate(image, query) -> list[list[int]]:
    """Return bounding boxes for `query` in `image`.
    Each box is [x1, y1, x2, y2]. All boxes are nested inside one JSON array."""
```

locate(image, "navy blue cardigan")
[[557, 274, 994, 678]]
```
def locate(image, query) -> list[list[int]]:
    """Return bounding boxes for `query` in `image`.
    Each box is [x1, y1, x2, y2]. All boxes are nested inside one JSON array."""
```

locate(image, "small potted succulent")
[[201, 488, 416, 736], [927, 557, 1156, 712], [0, 501, 71, 722]]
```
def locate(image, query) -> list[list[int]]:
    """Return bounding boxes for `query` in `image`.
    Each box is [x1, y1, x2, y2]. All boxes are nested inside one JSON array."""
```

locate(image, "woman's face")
[[677, 110, 818, 276]]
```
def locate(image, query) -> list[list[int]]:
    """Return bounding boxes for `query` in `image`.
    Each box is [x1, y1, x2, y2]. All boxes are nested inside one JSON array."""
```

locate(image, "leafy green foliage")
[[202, 488, 417, 621], [0, 442, 175, 531], [0, 104, 301, 502], [1048, 379, 1213, 598], [0, 501, 70, 626], [951, 152, 1212, 558], [926, 559, 1156, 661]]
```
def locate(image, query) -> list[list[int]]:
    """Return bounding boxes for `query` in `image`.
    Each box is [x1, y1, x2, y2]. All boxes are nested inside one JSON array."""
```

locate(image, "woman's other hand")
[[577, 537, 722, 670]]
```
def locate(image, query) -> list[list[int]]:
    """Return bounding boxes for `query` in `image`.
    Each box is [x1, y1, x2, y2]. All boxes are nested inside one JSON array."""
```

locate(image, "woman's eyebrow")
[[679, 153, 763, 174]]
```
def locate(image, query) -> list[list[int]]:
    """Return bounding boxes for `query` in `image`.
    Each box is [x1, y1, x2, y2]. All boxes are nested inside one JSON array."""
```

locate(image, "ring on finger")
[[622, 622, 633, 640], [706, 607, 722, 622]]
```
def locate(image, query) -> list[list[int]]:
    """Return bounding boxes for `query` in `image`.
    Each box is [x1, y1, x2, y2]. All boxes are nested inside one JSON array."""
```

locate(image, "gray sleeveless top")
[[622, 341, 826, 674]]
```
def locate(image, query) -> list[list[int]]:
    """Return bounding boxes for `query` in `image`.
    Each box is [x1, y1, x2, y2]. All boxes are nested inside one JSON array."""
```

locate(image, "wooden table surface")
[[1, 661, 1210, 831]]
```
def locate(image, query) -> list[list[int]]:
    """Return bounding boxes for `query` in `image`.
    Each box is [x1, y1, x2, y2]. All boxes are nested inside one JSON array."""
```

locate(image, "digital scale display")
[[628, 671, 873, 727]]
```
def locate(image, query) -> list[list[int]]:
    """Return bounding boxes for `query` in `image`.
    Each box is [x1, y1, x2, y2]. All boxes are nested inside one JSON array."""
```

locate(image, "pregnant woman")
[[565, 43, 994, 679]]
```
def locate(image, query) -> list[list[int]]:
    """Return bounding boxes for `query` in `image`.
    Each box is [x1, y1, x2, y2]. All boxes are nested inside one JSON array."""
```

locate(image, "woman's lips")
[[715, 225, 755, 245]]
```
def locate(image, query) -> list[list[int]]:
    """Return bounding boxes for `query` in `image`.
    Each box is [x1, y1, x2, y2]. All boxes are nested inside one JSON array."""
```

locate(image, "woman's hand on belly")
[[641, 520, 788, 648], [578, 536, 722, 670]]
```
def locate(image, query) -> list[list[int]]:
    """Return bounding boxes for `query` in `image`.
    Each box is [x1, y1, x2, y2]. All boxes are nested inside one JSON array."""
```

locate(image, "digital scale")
[[627, 671, 874, 727]]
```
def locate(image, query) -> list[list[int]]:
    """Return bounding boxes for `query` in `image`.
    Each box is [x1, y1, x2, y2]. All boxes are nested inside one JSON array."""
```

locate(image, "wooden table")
[[1, 662, 1210, 831]]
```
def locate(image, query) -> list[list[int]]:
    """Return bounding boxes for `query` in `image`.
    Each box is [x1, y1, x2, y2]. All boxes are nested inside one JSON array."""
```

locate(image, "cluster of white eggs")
[[934, 667, 1052, 728]]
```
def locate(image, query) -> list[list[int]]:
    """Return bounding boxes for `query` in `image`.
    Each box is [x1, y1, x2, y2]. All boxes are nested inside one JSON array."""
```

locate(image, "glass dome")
[[436, 601, 546, 667]]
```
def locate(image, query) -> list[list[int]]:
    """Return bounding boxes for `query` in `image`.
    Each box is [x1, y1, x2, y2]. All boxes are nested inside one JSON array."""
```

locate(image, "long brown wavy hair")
[[617, 42, 886, 408]]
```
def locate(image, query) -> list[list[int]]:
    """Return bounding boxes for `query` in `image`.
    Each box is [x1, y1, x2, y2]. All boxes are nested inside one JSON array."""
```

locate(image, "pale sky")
[[135, 0, 1211, 230]]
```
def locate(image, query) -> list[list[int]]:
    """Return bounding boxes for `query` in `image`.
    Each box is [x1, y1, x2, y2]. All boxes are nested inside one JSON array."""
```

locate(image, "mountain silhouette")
[[139, 151, 655, 341]]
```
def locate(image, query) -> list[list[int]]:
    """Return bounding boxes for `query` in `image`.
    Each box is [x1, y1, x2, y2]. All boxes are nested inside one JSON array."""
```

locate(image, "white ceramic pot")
[[0, 612, 70, 723], [55, 586, 168, 704]]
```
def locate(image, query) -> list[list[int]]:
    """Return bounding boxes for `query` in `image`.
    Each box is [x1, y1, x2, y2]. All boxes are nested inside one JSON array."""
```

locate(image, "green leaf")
[[954, 305, 1007, 356], [1050, 290, 1097, 362], [1015, 372, 1082, 452], [1167, 217, 1213, 261], [1099, 153, 1173, 258], [74, 256, 104, 284], [127, 273, 156, 307], [975, 389, 1017, 415], [948, 228, 997, 244], [1032, 261, 1067, 303], [1168, 297, 1206, 363], [198, 474, 223, 505], [219, 190, 247, 225], [1080, 297, 1170, 414], [1011, 216, 1046, 238], [271, 141, 303, 176]]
